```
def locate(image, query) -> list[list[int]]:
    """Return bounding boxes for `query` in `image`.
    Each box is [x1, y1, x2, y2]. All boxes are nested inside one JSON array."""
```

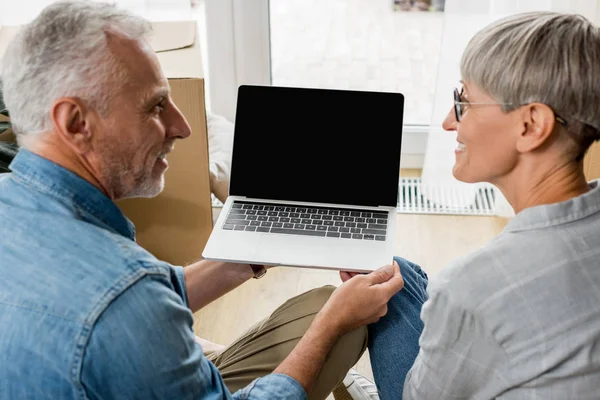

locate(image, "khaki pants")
[[206, 286, 368, 400]]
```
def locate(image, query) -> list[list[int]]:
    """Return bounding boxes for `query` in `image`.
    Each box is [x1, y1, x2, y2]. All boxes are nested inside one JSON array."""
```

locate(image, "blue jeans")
[[368, 256, 429, 399]]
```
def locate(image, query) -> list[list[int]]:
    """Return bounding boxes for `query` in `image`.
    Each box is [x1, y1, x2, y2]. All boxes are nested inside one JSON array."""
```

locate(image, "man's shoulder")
[[0, 191, 184, 398], [0, 200, 175, 323]]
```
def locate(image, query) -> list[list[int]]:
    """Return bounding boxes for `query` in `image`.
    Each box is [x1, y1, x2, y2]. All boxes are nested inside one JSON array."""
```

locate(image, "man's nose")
[[166, 100, 192, 139]]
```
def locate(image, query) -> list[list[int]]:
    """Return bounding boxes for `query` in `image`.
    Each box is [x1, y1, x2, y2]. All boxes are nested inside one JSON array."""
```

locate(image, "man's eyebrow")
[[144, 87, 170, 106]]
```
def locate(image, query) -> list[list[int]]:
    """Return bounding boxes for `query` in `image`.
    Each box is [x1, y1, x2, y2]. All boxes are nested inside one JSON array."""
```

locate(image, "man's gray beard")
[[102, 153, 165, 200], [120, 173, 165, 200]]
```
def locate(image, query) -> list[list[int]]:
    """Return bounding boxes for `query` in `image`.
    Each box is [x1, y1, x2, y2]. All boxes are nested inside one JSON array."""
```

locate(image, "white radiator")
[[211, 178, 498, 216]]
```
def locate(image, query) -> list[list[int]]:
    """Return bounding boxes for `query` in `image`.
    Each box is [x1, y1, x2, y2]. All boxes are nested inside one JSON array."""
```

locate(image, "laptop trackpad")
[[252, 233, 393, 272]]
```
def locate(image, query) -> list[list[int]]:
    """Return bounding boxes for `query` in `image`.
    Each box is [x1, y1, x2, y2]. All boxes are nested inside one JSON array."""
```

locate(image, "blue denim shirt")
[[0, 150, 306, 400]]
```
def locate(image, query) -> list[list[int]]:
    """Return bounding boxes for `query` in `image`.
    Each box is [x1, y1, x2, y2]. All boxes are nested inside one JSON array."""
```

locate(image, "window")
[[205, 0, 446, 167]]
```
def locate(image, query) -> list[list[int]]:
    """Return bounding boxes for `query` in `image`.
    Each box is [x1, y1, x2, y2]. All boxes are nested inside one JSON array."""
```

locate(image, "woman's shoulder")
[[429, 232, 529, 311]]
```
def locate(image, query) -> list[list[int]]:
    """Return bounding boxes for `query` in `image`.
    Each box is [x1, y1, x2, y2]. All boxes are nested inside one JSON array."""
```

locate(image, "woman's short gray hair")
[[461, 11, 600, 158], [1, 1, 151, 140]]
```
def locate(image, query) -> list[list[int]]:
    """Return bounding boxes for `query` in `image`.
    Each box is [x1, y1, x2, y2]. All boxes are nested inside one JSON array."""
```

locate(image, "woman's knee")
[[393, 256, 428, 293], [394, 256, 426, 276]]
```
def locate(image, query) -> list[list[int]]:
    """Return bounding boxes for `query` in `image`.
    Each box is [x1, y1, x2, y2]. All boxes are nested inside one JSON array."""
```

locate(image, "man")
[[0, 2, 403, 399]]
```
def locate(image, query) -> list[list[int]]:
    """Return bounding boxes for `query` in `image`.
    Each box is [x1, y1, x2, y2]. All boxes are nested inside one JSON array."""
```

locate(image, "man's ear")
[[515, 103, 558, 154], [50, 97, 95, 154]]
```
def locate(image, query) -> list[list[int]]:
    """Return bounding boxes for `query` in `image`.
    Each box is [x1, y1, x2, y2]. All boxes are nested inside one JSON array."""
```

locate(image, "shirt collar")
[[9, 149, 136, 240], [504, 180, 600, 232]]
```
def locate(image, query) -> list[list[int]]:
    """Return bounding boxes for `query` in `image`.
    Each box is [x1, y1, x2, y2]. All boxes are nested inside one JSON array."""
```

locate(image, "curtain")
[[421, 0, 600, 217]]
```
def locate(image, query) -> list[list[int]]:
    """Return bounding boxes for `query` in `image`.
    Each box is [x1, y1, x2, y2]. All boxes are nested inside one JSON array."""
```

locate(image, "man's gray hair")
[[1, 1, 151, 141], [461, 11, 600, 158]]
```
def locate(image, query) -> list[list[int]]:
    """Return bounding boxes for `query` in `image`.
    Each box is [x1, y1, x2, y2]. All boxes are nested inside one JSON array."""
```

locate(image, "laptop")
[[202, 85, 404, 272]]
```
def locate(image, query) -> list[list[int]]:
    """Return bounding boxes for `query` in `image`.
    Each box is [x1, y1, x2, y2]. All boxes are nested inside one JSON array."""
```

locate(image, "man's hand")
[[273, 260, 404, 395], [339, 270, 362, 282], [317, 260, 404, 337]]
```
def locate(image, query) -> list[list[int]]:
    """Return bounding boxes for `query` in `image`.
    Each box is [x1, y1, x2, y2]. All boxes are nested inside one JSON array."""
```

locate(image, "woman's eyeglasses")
[[453, 87, 568, 127]]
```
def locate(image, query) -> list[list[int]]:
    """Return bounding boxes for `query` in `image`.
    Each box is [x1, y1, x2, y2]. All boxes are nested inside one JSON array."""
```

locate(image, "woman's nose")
[[442, 107, 458, 131]]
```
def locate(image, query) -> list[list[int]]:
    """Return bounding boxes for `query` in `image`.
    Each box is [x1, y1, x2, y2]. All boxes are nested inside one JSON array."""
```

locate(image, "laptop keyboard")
[[222, 201, 388, 241]]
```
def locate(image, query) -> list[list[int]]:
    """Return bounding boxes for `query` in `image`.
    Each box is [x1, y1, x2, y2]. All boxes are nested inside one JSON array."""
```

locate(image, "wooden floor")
[[193, 170, 509, 388]]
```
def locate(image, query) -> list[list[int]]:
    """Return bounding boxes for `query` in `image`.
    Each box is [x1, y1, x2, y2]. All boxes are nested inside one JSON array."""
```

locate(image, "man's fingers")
[[379, 260, 404, 295], [340, 271, 352, 282], [340, 271, 363, 282], [365, 262, 396, 285], [367, 305, 389, 325]]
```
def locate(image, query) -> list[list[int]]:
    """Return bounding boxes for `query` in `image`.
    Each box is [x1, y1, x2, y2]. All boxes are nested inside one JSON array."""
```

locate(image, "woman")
[[361, 11, 600, 399]]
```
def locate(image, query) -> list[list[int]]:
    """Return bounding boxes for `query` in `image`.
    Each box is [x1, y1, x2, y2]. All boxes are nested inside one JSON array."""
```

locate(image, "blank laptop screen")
[[229, 85, 404, 207]]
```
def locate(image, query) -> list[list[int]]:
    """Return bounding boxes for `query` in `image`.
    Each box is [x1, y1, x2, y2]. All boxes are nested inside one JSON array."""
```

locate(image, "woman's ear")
[[50, 97, 95, 154], [516, 103, 558, 154]]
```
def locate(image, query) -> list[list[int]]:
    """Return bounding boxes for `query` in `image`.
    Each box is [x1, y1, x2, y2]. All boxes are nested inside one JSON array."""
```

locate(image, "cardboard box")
[[0, 21, 213, 266]]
